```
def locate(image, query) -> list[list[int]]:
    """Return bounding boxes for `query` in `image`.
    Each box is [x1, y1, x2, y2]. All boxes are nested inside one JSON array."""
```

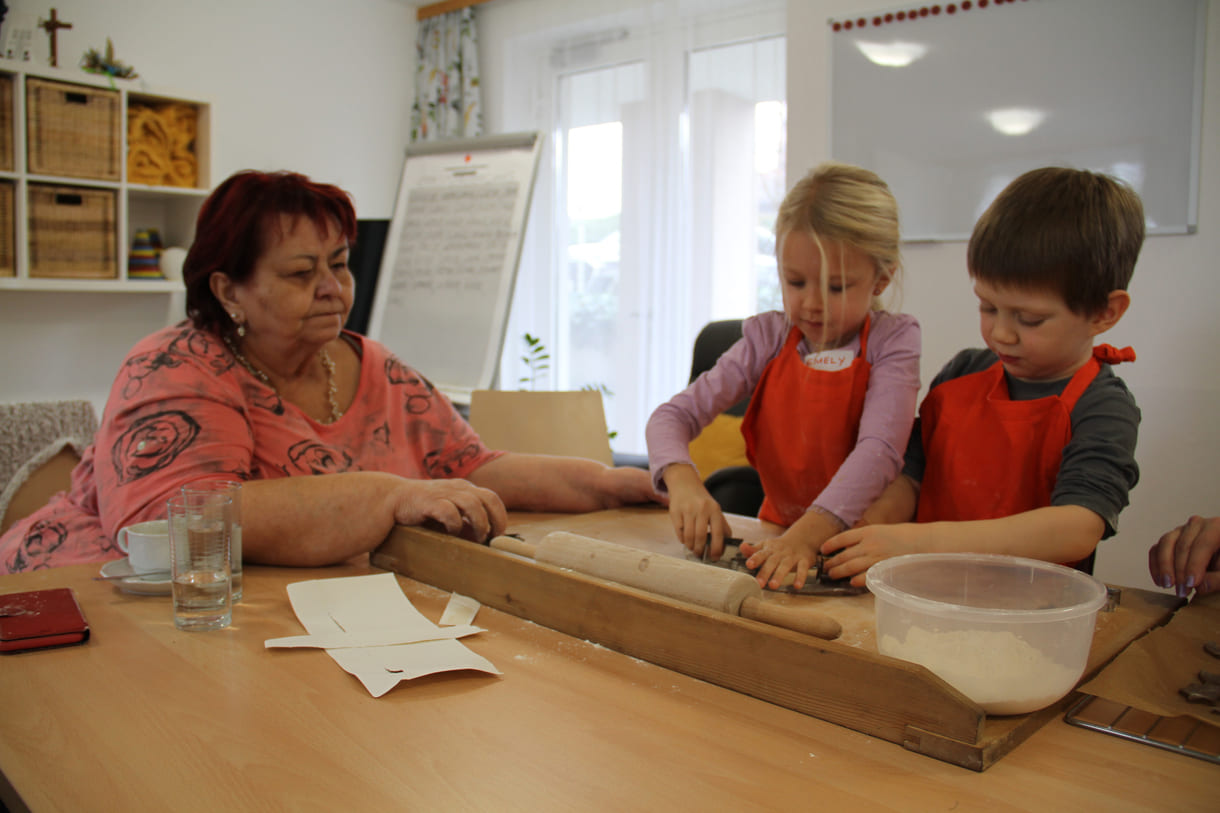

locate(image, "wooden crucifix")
[[38, 8, 72, 68]]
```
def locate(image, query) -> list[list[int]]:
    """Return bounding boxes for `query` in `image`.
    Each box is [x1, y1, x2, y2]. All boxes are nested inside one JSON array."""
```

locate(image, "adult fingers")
[[463, 483, 508, 540], [484, 488, 509, 538], [1171, 516, 1213, 596], [1183, 516, 1220, 588], [1147, 541, 1167, 589], [418, 499, 464, 536], [402, 481, 505, 542], [1150, 523, 1182, 589], [447, 487, 500, 542], [1194, 570, 1220, 598]]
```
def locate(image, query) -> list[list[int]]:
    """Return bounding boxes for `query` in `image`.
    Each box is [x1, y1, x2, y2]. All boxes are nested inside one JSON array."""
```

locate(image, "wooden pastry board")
[[371, 508, 1179, 771]]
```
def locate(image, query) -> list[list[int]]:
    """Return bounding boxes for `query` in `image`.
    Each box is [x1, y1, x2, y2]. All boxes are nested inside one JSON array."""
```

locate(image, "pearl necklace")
[[223, 333, 343, 424]]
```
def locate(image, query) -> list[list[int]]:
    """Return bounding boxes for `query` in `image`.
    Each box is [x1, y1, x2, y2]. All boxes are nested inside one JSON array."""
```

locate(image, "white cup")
[[161, 246, 187, 281], [116, 519, 172, 575]]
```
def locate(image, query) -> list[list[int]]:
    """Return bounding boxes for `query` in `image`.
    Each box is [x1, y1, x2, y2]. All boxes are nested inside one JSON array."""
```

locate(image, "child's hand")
[[740, 510, 843, 590], [820, 523, 927, 587], [661, 464, 732, 558], [1148, 515, 1220, 599]]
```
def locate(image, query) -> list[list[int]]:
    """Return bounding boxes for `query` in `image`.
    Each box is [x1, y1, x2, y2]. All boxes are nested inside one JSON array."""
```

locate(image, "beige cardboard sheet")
[[280, 573, 500, 697], [1079, 591, 1220, 727]]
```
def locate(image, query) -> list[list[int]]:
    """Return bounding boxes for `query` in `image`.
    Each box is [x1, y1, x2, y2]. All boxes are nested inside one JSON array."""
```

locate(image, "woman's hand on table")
[[390, 478, 508, 543], [1149, 515, 1220, 599]]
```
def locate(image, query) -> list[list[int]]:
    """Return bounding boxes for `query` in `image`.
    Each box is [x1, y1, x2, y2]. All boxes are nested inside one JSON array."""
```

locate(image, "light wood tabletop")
[[0, 510, 1215, 812]]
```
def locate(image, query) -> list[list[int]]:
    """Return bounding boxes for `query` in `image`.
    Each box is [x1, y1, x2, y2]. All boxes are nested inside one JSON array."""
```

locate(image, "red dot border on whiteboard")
[[830, 0, 1032, 32]]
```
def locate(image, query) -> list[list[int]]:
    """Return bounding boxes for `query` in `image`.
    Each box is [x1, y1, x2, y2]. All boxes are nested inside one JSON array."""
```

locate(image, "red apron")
[[917, 344, 1136, 524], [742, 317, 872, 527]]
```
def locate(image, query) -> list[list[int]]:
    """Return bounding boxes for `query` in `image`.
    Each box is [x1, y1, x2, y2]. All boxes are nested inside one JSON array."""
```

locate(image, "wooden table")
[[1, 512, 1215, 812]]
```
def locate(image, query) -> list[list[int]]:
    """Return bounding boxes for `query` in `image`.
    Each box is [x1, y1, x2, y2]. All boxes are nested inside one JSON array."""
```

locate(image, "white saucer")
[[100, 558, 172, 596]]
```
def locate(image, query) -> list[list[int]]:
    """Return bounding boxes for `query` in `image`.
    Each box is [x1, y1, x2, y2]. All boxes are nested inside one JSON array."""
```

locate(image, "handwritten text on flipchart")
[[388, 183, 520, 308]]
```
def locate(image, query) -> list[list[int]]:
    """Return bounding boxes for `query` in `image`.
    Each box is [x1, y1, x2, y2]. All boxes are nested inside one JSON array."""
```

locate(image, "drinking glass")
[[166, 493, 232, 631], [181, 479, 243, 601]]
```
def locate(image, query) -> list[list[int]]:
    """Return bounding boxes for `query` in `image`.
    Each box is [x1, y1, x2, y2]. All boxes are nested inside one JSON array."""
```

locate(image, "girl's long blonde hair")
[[774, 162, 902, 313]]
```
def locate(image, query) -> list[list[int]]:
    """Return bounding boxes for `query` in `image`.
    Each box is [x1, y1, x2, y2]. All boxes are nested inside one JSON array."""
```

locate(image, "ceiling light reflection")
[[855, 41, 928, 68], [986, 108, 1046, 136]]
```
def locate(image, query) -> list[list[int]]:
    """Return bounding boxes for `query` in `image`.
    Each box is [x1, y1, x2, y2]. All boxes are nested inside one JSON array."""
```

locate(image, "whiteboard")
[[829, 0, 1206, 241], [368, 132, 543, 404]]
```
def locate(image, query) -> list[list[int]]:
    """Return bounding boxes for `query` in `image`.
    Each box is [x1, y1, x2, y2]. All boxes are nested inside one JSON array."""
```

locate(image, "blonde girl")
[[645, 162, 921, 589]]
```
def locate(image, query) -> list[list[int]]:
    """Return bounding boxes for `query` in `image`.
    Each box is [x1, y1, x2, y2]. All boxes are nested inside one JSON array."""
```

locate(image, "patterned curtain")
[[411, 8, 484, 141]]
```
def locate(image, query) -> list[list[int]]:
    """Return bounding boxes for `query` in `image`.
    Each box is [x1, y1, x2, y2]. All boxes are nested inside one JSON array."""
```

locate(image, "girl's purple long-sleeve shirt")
[[645, 310, 921, 527]]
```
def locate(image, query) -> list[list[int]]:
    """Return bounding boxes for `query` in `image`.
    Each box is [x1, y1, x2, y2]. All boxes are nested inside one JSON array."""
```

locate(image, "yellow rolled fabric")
[[126, 103, 198, 187]]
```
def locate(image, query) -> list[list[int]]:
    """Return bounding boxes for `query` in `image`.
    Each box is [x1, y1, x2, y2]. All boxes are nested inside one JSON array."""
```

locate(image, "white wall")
[[0, 0, 416, 409], [790, 1, 1220, 591]]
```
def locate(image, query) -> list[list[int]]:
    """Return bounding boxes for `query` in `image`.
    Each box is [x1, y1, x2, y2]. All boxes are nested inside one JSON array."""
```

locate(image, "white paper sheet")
[[438, 593, 481, 627], [280, 573, 500, 697], [263, 625, 484, 649]]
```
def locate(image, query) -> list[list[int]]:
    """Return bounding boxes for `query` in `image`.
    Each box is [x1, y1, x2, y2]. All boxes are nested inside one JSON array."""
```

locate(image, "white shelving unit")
[[0, 59, 211, 293]]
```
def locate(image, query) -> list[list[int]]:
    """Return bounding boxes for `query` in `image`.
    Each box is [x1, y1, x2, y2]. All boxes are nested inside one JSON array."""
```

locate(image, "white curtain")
[[495, 0, 786, 455], [411, 8, 484, 141]]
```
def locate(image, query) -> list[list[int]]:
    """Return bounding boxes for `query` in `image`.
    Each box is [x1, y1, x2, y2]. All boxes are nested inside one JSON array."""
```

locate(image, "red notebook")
[[0, 587, 90, 653]]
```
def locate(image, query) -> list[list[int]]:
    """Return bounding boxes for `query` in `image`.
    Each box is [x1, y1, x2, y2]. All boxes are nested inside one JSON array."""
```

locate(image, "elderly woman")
[[1, 170, 659, 573]]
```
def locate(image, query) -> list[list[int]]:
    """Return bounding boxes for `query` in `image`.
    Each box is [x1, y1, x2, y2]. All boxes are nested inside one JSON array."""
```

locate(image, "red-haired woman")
[[1, 171, 659, 574]]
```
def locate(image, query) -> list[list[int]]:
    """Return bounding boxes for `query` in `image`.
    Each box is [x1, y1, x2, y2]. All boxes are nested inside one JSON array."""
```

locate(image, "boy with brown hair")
[[793, 166, 1143, 588]]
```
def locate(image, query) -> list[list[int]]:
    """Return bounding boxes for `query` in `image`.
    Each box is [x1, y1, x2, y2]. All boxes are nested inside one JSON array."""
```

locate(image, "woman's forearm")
[[239, 472, 407, 566], [239, 471, 508, 566], [469, 453, 655, 513]]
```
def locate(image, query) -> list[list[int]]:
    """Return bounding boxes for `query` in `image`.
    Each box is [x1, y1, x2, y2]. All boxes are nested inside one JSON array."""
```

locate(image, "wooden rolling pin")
[[490, 532, 841, 640]]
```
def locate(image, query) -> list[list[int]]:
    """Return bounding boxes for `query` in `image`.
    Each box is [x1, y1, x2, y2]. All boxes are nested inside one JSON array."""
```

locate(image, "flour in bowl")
[[879, 627, 1080, 715]]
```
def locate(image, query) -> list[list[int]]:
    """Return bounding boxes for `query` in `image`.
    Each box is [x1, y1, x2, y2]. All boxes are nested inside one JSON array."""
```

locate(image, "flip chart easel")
[[368, 132, 543, 404]]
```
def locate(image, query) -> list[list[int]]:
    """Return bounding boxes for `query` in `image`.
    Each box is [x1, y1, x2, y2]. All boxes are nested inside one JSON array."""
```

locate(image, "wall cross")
[[38, 8, 72, 68]]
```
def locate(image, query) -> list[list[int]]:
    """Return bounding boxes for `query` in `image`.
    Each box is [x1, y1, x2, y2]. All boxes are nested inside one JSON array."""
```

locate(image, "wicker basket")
[[0, 180, 13, 277], [0, 74, 13, 173], [26, 78, 121, 181], [28, 184, 118, 279]]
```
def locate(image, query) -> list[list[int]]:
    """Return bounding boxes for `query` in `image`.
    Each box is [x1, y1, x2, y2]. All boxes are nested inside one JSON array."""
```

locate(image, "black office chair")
[[687, 320, 764, 517]]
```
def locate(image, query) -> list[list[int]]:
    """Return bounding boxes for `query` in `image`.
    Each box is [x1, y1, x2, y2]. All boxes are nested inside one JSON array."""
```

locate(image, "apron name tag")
[[803, 348, 855, 371]]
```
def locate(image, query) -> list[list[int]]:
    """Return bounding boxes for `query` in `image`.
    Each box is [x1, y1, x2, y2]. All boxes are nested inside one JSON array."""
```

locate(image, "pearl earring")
[[229, 312, 245, 337]]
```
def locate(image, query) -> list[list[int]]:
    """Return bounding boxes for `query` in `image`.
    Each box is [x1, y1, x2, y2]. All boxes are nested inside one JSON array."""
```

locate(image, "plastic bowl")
[[865, 553, 1107, 715]]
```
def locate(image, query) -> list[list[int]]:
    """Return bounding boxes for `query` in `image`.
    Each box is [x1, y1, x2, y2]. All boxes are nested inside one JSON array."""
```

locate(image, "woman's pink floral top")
[[1, 324, 500, 573]]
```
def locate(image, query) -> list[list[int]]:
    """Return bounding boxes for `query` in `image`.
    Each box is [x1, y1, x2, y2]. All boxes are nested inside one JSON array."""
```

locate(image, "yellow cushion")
[[687, 413, 749, 477]]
